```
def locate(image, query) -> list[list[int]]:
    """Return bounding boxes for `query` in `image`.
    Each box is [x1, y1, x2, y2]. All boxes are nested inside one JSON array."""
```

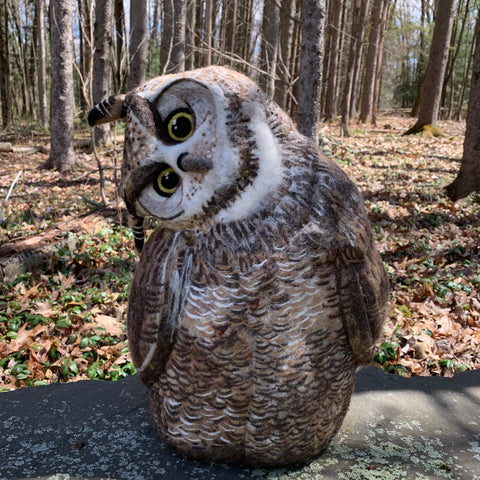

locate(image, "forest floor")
[[0, 115, 479, 391]]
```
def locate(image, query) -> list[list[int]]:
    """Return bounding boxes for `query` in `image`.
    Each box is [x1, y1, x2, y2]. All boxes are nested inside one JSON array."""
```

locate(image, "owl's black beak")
[[177, 153, 213, 172]]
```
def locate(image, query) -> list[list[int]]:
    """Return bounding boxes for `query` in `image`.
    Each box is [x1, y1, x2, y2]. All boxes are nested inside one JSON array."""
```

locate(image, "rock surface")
[[0, 366, 479, 480]]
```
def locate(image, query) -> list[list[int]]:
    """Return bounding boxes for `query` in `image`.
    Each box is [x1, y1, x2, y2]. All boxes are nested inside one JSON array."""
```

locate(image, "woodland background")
[[0, 1, 478, 136], [1, 0, 480, 390]]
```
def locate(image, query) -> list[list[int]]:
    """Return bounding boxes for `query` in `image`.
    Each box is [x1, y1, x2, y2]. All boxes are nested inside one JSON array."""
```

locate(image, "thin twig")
[[90, 127, 109, 206], [78, 194, 104, 208], [0, 169, 23, 225]]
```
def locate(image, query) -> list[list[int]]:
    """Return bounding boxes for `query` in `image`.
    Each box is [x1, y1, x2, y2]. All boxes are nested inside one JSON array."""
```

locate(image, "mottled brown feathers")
[[88, 66, 389, 467]]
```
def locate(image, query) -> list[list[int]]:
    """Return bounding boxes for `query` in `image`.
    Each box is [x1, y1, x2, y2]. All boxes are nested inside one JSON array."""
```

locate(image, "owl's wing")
[[334, 244, 389, 364], [303, 162, 389, 365], [127, 230, 194, 388]]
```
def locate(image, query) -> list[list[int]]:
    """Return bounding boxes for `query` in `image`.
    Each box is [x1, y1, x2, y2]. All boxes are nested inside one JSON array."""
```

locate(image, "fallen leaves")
[[0, 165, 136, 389], [91, 314, 124, 337], [0, 323, 47, 357], [331, 116, 480, 377]]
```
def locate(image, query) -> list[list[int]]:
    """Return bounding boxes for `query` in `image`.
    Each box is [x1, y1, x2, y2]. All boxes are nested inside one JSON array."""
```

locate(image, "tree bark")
[[237, 0, 253, 72], [323, 0, 342, 122], [92, 0, 113, 145], [349, 0, 370, 119], [45, 0, 76, 174], [296, 0, 326, 143], [359, 0, 383, 123], [445, 0, 470, 120], [161, 0, 173, 71], [274, 0, 295, 110], [259, 0, 280, 97], [114, 0, 126, 92], [0, 0, 10, 129], [36, 0, 48, 128], [10, 0, 31, 118], [185, 0, 196, 70], [128, 0, 147, 89], [446, 12, 480, 200], [405, 0, 456, 134], [171, 0, 186, 72], [203, 0, 212, 66], [340, 0, 362, 137], [455, 23, 475, 120], [224, 0, 237, 63], [371, 0, 389, 126], [162, 0, 186, 73], [77, 0, 93, 114]]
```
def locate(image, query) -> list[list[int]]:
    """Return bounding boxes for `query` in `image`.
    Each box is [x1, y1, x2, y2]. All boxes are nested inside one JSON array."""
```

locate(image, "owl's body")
[[88, 66, 388, 467]]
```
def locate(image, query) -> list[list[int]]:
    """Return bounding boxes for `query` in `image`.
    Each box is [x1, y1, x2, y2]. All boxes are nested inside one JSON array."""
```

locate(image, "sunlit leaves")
[[0, 220, 136, 390], [329, 116, 480, 377]]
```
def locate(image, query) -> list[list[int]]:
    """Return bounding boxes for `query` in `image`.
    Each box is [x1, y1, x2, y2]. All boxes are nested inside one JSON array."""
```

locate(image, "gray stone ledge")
[[1, 367, 479, 480]]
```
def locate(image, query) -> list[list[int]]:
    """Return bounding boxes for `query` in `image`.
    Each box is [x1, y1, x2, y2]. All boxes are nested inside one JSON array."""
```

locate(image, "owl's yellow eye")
[[154, 166, 180, 197], [167, 110, 194, 142]]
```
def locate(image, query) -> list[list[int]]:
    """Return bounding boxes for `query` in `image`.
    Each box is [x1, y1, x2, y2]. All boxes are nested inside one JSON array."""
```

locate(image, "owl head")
[[88, 67, 292, 250]]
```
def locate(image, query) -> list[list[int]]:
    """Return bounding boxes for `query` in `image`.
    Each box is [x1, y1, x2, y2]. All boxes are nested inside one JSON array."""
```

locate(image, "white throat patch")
[[216, 114, 284, 223]]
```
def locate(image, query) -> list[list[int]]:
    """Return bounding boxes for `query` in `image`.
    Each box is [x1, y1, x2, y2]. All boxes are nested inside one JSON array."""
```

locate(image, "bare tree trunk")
[[161, 0, 173, 71], [0, 0, 11, 128], [77, 0, 86, 113], [194, 0, 204, 67], [289, 0, 302, 119], [36, 0, 48, 128], [224, 0, 237, 63], [10, 0, 31, 118], [259, 0, 280, 96], [45, 0, 76, 174], [349, 0, 370, 119], [340, 0, 362, 137], [162, 0, 186, 73], [444, 0, 470, 120], [411, 0, 428, 117], [359, 0, 383, 123], [371, 0, 389, 126], [114, 0, 126, 92], [274, 0, 295, 110], [296, 0, 326, 143], [92, 0, 113, 145], [455, 25, 475, 120], [128, 0, 147, 89], [185, 0, 196, 70], [405, 0, 456, 135], [203, 0, 212, 66], [172, 0, 186, 72], [446, 11, 480, 200], [77, 0, 93, 112], [323, 0, 342, 121], [237, 0, 253, 72]]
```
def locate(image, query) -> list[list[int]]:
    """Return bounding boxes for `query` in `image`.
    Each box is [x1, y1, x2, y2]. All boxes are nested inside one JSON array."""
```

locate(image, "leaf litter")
[[0, 116, 479, 390], [326, 116, 480, 377]]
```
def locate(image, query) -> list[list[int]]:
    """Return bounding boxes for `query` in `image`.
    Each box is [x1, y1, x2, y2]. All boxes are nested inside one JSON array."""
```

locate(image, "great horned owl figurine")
[[88, 66, 388, 467]]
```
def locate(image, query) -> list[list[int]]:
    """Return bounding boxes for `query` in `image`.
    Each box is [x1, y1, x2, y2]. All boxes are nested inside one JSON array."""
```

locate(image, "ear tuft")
[[88, 94, 127, 126], [128, 214, 145, 252]]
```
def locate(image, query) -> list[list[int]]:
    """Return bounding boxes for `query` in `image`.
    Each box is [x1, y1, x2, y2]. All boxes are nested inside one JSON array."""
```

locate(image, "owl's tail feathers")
[[129, 215, 146, 252], [88, 94, 127, 126]]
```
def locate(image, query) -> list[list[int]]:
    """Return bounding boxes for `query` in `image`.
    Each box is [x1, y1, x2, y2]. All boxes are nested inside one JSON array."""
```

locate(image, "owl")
[[88, 66, 389, 467]]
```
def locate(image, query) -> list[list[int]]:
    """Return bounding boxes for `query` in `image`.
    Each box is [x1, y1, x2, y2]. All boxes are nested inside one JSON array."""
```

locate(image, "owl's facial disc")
[[123, 79, 226, 225]]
